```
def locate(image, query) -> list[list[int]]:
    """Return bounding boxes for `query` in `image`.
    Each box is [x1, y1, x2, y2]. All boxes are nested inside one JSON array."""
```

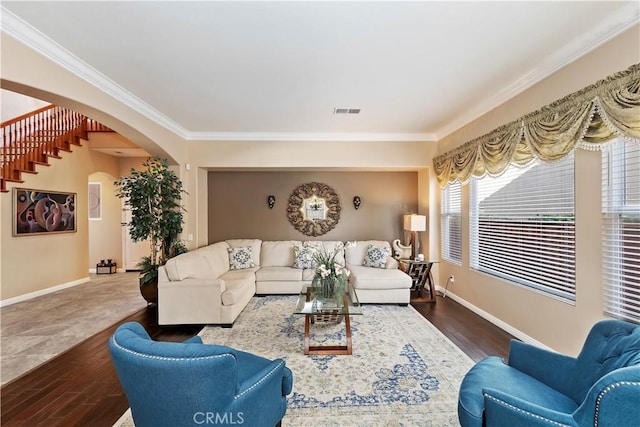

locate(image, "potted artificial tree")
[[114, 157, 187, 304]]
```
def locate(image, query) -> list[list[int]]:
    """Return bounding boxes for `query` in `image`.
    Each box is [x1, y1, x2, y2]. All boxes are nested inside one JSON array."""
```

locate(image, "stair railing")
[[1, 105, 111, 189]]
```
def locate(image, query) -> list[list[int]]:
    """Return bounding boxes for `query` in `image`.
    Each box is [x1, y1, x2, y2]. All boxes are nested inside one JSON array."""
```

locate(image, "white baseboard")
[[0, 277, 90, 308], [88, 268, 127, 274], [436, 286, 551, 350]]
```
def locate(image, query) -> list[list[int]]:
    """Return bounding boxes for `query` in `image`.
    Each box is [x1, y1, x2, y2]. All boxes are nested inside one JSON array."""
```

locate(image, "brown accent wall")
[[208, 171, 418, 243]]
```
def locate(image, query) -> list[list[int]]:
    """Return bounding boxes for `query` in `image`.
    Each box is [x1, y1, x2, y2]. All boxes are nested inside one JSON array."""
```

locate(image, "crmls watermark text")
[[193, 412, 244, 425]]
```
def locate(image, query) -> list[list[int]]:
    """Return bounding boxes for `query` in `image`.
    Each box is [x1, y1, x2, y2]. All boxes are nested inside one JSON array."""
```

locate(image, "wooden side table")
[[96, 263, 117, 274], [399, 259, 437, 302]]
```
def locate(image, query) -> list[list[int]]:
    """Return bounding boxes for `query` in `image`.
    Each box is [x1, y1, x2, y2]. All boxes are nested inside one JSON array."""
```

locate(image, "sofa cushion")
[[261, 241, 301, 267], [226, 239, 262, 266], [363, 244, 391, 268], [345, 240, 391, 267], [198, 242, 230, 278], [348, 265, 411, 290], [293, 246, 317, 269], [228, 246, 255, 270], [302, 268, 316, 281], [164, 251, 213, 281], [220, 267, 258, 281], [256, 266, 303, 282]]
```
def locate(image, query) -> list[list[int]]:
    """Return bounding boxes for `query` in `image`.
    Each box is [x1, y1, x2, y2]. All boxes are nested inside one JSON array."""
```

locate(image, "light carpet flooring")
[[1, 272, 145, 385]]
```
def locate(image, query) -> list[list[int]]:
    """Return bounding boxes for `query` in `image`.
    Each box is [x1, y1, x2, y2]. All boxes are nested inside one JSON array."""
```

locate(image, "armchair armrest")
[[235, 358, 290, 398], [483, 388, 577, 427], [182, 335, 203, 344], [508, 340, 576, 395], [230, 356, 292, 426], [573, 366, 640, 427]]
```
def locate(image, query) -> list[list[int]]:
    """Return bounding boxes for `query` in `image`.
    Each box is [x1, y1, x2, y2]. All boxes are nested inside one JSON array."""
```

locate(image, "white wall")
[[1, 89, 49, 122]]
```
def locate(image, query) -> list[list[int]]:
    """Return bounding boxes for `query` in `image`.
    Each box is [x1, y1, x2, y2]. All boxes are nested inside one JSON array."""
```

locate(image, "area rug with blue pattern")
[[114, 295, 473, 426]]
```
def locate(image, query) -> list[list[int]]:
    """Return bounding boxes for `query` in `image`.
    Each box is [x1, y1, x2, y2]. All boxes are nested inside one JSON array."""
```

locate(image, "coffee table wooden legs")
[[304, 312, 352, 355]]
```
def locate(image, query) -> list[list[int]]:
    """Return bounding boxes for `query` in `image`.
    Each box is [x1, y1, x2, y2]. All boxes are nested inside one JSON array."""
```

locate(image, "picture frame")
[[88, 182, 102, 220], [13, 188, 77, 236]]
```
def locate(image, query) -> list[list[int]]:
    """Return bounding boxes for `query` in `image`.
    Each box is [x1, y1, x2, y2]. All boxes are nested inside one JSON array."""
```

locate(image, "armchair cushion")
[[458, 357, 578, 426]]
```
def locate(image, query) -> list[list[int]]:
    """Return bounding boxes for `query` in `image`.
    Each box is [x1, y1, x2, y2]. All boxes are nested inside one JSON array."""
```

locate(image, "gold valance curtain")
[[434, 64, 640, 187]]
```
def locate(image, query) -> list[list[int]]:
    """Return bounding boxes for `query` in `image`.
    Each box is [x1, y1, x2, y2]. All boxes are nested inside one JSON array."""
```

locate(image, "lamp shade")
[[403, 214, 426, 232]]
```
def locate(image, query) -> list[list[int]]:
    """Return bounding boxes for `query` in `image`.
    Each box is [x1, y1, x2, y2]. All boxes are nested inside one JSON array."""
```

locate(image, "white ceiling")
[[2, 1, 638, 142]]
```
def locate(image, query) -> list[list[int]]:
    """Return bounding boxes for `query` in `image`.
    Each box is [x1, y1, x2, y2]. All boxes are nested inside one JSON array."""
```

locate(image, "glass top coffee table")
[[293, 283, 363, 355]]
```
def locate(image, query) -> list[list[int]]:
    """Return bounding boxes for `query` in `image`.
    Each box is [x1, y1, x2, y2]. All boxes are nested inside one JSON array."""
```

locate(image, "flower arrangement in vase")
[[310, 242, 351, 302]]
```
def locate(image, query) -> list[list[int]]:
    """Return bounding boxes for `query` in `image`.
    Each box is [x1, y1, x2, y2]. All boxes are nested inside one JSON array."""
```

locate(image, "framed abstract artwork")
[[13, 188, 77, 236]]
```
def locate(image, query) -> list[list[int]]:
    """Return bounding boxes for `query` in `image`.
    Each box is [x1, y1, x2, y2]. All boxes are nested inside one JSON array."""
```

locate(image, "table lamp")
[[403, 214, 426, 260]]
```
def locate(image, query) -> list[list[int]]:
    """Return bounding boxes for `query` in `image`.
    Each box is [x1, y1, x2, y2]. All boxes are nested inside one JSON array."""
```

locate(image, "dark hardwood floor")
[[1, 294, 513, 426]]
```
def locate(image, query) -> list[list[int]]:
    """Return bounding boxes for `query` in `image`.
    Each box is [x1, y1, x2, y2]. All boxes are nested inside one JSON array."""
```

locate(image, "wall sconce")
[[353, 196, 361, 210], [267, 195, 276, 209]]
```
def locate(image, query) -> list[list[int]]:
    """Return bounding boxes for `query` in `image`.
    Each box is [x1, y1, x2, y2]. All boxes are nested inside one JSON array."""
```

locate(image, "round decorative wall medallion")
[[287, 182, 341, 237]]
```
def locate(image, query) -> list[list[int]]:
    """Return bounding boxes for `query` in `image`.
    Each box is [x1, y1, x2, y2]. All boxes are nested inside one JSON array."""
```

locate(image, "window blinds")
[[602, 139, 640, 323], [470, 153, 576, 301], [441, 182, 462, 265]]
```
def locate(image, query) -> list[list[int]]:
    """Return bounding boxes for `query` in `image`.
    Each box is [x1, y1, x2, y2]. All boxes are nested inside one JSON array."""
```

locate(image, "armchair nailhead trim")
[[594, 381, 640, 427], [483, 393, 570, 427], [234, 360, 285, 400], [111, 336, 234, 362]]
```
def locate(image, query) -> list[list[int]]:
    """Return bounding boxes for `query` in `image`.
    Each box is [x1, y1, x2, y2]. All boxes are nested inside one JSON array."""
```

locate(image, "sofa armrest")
[[158, 276, 227, 325], [386, 257, 399, 269], [158, 276, 226, 293], [508, 340, 576, 395], [483, 388, 577, 427]]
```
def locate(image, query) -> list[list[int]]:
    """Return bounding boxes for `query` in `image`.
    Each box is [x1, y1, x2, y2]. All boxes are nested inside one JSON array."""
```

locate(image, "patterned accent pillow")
[[363, 244, 391, 269], [293, 246, 317, 269], [228, 246, 255, 270]]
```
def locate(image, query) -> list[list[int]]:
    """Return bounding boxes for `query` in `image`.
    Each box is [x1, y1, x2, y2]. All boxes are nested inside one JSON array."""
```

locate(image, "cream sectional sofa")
[[158, 239, 411, 326]]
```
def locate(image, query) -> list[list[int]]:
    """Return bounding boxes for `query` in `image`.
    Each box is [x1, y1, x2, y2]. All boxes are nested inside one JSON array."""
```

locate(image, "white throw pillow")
[[228, 246, 255, 270], [363, 244, 391, 269], [293, 246, 316, 269]]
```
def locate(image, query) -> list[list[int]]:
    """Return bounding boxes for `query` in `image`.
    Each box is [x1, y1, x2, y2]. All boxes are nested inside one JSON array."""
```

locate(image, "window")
[[470, 153, 575, 301], [441, 181, 462, 265], [602, 139, 640, 323]]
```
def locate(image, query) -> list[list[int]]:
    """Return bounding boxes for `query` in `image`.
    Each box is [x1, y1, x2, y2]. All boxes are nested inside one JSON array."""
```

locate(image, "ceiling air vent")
[[334, 108, 361, 114]]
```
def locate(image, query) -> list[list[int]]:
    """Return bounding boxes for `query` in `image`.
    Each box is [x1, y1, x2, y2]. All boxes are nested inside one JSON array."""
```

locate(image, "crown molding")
[[183, 131, 437, 142], [433, 3, 640, 140], [1, 6, 190, 138]]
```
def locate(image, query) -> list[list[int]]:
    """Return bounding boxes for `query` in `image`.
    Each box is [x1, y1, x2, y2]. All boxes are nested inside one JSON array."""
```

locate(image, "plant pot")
[[140, 279, 158, 305]]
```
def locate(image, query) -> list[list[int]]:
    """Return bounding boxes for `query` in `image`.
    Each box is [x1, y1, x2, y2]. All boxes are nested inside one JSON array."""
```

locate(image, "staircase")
[[1, 105, 112, 192]]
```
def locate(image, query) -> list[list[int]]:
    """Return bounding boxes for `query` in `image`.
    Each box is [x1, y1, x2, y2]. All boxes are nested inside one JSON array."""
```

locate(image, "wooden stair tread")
[[2, 105, 109, 191]]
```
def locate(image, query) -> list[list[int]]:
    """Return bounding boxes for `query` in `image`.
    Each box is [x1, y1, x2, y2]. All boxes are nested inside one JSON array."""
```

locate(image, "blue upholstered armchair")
[[458, 319, 640, 427], [109, 322, 293, 427]]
